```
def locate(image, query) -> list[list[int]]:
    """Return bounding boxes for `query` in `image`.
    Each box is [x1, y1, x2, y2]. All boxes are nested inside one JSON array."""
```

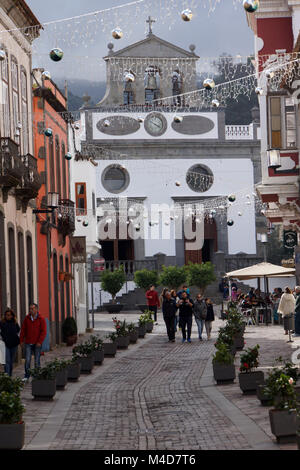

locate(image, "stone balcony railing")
[[225, 124, 255, 140]]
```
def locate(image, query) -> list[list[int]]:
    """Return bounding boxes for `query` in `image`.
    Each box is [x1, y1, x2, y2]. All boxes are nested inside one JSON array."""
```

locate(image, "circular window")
[[186, 164, 214, 193], [102, 165, 130, 194]]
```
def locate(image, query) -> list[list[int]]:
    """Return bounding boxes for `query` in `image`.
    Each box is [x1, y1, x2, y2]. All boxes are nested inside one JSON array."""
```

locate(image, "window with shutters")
[[1, 52, 10, 137], [75, 183, 87, 215], [269, 96, 297, 149]]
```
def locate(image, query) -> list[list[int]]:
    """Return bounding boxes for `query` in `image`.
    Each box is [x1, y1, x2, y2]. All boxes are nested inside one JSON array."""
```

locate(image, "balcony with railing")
[[15, 154, 41, 211], [57, 199, 75, 237], [0, 138, 23, 201], [225, 124, 255, 140]]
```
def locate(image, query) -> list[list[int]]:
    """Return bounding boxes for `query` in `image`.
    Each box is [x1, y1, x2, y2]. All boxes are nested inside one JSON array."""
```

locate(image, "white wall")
[[96, 158, 257, 256]]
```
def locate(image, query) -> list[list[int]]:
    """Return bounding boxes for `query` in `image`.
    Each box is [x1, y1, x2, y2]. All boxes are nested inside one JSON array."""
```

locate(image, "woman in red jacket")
[[20, 303, 47, 383], [146, 285, 160, 324]]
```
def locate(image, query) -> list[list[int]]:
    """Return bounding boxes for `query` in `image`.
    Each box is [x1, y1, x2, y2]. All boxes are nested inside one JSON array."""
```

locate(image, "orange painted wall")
[[33, 79, 73, 337]]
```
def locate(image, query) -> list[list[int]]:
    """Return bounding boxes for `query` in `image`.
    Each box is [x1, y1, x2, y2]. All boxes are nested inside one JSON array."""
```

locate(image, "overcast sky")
[[26, 0, 254, 82]]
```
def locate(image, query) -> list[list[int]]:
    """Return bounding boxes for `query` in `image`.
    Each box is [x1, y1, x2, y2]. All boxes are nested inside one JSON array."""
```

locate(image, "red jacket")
[[146, 290, 160, 307], [20, 314, 47, 346]]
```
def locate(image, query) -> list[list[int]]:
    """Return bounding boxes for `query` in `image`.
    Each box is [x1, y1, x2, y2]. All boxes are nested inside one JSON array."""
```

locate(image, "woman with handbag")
[[204, 298, 215, 340], [193, 294, 207, 341], [0, 309, 20, 376]]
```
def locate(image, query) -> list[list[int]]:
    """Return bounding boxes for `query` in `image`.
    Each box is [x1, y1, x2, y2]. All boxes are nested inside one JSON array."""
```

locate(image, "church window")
[[186, 164, 214, 193], [102, 164, 130, 194], [75, 182, 87, 215]]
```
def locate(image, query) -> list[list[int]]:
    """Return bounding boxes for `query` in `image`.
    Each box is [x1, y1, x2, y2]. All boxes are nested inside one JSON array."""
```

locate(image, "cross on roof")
[[146, 16, 156, 35]]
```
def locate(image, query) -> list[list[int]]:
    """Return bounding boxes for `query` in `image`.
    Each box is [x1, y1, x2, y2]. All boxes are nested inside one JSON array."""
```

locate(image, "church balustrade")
[[225, 124, 254, 140], [104, 259, 158, 280]]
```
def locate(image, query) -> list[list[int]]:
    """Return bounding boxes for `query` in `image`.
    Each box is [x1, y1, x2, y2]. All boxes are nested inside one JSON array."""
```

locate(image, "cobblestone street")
[[12, 311, 300, 451]]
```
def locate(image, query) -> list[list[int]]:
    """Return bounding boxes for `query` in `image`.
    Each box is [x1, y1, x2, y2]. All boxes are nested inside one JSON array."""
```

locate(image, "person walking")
[[293, 286, 300, 337], [170, 290, 179, 331], [146, 285, 160, 324], [159, 288, 168, 308], [177, 285, 190, 300], [20, 303, 47, 382], [177, 292, 194, 343], [277, 287, 296, 335], [193, 294, 207, 341], [162, 292, 177, 342], [0, 309, 20, 377], [204, 298, 215, 340]]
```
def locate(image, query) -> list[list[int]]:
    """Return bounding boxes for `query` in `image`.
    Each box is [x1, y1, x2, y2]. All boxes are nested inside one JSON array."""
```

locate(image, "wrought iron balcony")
[[15, 154, 42, 212], [57, 199, 75, 237], [0, 137, 23, 201]]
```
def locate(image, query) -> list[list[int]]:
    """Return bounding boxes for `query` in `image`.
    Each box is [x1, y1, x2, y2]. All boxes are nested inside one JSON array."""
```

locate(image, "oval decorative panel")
[[96, 116, 140, 136], [171, 115, 215, 135]]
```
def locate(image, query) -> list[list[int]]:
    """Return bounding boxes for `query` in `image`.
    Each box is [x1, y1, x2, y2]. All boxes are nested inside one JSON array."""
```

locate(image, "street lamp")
[[33, 192, 59, 214], [267, 149, 281, 169]]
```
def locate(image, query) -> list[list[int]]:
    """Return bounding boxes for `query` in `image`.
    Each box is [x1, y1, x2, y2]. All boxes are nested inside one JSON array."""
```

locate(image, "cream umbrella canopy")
[[226, 262, 295, 280]]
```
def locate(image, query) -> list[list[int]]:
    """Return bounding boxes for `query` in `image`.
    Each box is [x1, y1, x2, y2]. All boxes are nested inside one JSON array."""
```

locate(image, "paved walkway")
[[10, 311, 300, 450]]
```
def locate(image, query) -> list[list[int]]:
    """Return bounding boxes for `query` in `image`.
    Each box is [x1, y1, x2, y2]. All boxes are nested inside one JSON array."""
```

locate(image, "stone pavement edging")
[[24, 332, 157, 450]]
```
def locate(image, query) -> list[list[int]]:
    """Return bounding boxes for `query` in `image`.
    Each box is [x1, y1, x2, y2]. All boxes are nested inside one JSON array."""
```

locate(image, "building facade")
[[0, 1, 41, 324], [247, 0, 300, 232], [78, 27, 262, 296], [33, 69, 75, 346]]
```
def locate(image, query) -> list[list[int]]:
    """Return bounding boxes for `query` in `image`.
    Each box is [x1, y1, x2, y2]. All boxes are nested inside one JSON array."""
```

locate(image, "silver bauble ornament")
[[74, 123, 80, 130], [266, 70, 275, 79], [212, 99, 220, 108], [173, 115, 183, 123], [227, 220, 234, 227], [0, 50, 6, 61], [175, 181, 181, 187], [243, 0, 259, 13], [255, 87, 264, 96], [238, 212, 243, 217], [203, 78, 215, 90], [181, 9, 193, 21], [228, 194, 236, 203], [104, 120, 110, 128], [65, 152, 72, 161], [112, 27, 123, 39], [83, 221, 89, 227], [49, 48, 63, 62], [137, 117, 144, 123], [44, 128, 53, 137], [210, 210, 216, 217], [124, 72, 135, 82], [42, 70, 51, 80]]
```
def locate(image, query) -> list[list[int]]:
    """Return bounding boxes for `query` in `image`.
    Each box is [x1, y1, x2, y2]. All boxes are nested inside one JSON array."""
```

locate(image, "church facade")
[[78, 26, 262, 276]]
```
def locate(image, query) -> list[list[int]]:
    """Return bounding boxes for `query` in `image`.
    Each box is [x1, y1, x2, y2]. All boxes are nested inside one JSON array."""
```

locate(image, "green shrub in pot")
[[212, 342, 236, 384], [238, 344, 264, 394]]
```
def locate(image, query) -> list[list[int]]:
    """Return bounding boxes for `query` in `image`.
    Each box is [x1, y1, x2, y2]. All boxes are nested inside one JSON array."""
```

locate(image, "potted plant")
[[62, 317, 78, 346], [212, 342, 236, 384], [72, 340, 95, 374], [215, 326, 236, 356], [0, 374, 25, 450], [113, 318, 130, 349], [30, 363, 57, 400], [90, 335, 104, 365], [265, 373, 298, 443], [238, 345, 264, 394], [101, 268, 126, 313], [137, 316, 147, 338], [127, 323, 139, 344], [226, 307, 245, 350], [67, 357, 81, 382], [134, 269, 159, 312], [103, 332, 118, 357], [143, 311, 155, 333], [50, 359, 70, 390]]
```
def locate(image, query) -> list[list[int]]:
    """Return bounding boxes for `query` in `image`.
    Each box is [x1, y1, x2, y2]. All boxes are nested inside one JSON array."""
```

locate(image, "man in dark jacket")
[[177, 292, 194, 343], [294, 286, 300, 337], [162, 292, 177, 342], [20, 303, 47, 382]]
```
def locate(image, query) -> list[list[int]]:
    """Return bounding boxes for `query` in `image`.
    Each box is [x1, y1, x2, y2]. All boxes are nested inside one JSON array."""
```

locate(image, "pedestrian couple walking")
[[162, 290, 215, 343], [0, 303, 46, 381]]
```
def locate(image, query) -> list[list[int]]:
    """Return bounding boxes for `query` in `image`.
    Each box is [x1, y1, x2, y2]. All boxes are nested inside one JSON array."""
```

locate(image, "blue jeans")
[[5, 346, 18, 377], [25, 344, 41, 379], [195, 318, 204, 339]]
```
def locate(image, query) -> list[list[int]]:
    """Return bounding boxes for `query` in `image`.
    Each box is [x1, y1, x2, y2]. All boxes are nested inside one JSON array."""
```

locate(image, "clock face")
[[144, 113, 167, 136]]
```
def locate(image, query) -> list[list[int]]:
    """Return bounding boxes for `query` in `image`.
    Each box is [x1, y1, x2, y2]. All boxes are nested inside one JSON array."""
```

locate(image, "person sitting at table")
[[241, 295, 252, 310]]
